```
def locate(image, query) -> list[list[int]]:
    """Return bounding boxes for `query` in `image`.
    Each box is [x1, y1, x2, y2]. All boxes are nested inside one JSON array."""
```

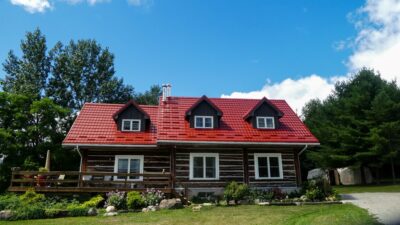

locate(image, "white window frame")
[[189, 153, 219, 180], [121, 119, 141, 132], [254, 153, 283, 180], [256, 116, 275, 129], [194, 116, 214, 129], [114, 155, 144, 181]]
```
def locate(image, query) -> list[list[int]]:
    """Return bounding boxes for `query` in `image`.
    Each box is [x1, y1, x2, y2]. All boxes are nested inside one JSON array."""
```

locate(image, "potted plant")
[[37, 167, 49, 187]]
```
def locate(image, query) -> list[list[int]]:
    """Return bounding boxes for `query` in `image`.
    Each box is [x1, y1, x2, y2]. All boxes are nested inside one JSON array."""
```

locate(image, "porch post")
[[242, 148, 249, 185], [170, 147, 176, 189]]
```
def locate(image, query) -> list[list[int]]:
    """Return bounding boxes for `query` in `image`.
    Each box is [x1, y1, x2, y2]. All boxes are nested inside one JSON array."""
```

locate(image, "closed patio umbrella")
[[45, 150, 51, 171]]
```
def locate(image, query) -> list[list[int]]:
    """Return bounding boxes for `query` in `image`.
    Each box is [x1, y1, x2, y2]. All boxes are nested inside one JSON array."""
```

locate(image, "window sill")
[[189, 178, 219, 181], [255, 177, 284, 180]]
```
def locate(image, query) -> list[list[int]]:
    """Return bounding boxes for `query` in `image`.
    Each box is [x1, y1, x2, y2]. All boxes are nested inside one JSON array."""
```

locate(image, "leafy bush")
[[0, 194, 21, 210], [191, 192, 221, 204], [105, 191, 126, 209], [67, 204, 88, 217], [223, 181, 249, 204], [249, 189, 274, 202], [44, 208, 64, 218], [302, 178, 334, 201], [82, 195, 104, 208], [142, 188, 165, 206], [19, 188, 45, 204], [10, 204, 46, 220], [127, 191, 144, 210], [270, 188, 286, 200]]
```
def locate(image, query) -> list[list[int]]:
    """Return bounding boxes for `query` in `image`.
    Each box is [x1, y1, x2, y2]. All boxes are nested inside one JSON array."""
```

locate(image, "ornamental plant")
[[127, 191, 145, 210], [142, 188, 165, 206], [105, 191, 126, 209]]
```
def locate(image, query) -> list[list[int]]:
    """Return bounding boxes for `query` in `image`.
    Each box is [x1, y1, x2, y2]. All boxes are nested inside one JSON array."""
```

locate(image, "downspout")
[[75, 145, 82, 172], [296, 145, 308, 186], [299, 144, 308, 156]]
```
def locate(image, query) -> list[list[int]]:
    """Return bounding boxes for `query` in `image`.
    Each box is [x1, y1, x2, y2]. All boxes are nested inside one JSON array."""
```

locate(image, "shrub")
[[249, 189, 274, 202], [127, 191, 144, 210], [190, 192, 221, 204], [105, 191, 126, 209], [0, 194, 21, 210], [10, 204, 46, 220], [271, 188, 286, 200], [223, 181, 249, 204], [302, 178, 333, 201], [142, 188, 164, 206], [19, 188, 45, 204], [44, 208, 63, 218], [67, 204, 88, 217], [82, 195, 104, 208]]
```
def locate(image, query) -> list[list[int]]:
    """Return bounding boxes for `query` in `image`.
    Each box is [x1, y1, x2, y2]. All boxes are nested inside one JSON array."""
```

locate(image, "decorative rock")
[[202, 203, 213, 207], [150, 206, 160, 212], [104, 212, 118, 216], [192, 205, 202, 212], [257, 202, 270, 206], [106, 206, 116, 213], [159, 198, 183, 209], [0, 210, 13, 220], [87, 208, 98, 216], [142, 207, 149, 213]]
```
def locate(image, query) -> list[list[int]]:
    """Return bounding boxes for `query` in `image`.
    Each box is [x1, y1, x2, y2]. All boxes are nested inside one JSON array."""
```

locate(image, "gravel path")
[[341, 193, 400, 225]]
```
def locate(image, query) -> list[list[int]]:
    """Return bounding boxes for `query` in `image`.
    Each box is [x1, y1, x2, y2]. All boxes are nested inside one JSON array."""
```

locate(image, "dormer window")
[[256, 117, 275, 129], [122, 119, 141, 131], [113, 100, 150, 132], [185, 95, 223, 129], [195, 116, 213, 128]]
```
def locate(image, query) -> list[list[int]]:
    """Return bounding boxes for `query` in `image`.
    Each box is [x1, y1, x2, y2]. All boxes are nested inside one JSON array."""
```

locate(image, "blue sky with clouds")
[[1, 0, 400, 112]]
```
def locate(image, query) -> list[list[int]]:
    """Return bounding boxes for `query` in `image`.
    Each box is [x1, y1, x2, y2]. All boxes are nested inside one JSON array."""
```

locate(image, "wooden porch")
[[8, 170, 173, 193]]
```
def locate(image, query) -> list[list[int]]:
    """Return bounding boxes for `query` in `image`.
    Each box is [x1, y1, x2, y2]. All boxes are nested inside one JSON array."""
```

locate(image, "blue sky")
[[1, 0, 400, 112]]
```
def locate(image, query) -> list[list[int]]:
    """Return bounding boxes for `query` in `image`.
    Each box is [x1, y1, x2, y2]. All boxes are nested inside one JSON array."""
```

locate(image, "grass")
[[334, 184, 400, 194], [0, 204, 379, 225]]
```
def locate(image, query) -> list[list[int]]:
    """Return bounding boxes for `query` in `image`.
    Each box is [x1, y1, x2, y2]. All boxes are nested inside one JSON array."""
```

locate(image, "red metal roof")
[[63, 97, 319, 146], [63, 103, 158, 145]]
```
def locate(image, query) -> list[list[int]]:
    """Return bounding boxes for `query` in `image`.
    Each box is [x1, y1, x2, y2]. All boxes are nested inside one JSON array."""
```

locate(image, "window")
[[114, 155, 144, 181], [189, 153, 219, 180], [122, 119, 141, 131], [256, 117, 275, 129], [194, 116, 213, 128], [254, 153, 283, 179]]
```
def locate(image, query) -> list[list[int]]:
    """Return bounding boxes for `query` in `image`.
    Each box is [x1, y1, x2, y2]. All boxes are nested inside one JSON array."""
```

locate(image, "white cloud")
[[10, 0, 51, 13], [63, 0, 110, 5], [348, 0, 400, 82], [222, 75, 342, 115], [127, 0, 153, 7], [222, 0, 400, 114]]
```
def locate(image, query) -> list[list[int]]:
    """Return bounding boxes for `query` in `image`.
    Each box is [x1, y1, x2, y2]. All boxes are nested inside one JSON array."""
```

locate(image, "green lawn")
[[334, 184, 400, 194], [0, 204, 379, 225]]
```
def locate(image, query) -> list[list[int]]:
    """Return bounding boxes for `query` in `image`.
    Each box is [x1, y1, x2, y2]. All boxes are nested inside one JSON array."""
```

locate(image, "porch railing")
[[8, 170, 172, 193]]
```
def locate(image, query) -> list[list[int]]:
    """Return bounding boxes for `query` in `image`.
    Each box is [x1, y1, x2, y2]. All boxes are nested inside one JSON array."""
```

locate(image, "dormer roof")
[[243, 97, 284, 120]]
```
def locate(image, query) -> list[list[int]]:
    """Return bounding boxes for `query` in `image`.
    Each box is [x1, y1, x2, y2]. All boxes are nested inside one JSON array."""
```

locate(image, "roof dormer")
[[185, 95, 223, 129], [243, 97, 284, 129], [113, 100, 150, 132]]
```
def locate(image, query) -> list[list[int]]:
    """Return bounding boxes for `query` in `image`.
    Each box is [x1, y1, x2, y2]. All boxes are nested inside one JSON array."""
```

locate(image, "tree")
[[303, 68, 400, 183], [134, 85, 161, 105], [2, 28, 50, 98], [47, 40, 134, 111], [0, 92, 75, 192]]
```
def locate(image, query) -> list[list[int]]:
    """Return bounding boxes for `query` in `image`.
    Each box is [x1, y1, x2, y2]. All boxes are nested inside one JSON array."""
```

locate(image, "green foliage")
[[10, 204, 46, 221], [44, 208, 63, 218], [302, 179, 334, 201], [126, 191, 144, 210], [190, 192, 221, 204], [302, 68, 400, 182], [0, 194, 21, 210], [142, 189, 165, 206], [66, 204, 88, 217], [19, 189, 45, 204], [81, 195, 104, 208], [223, 181, 249, 204], [105, 191, 126, 209], [134, 85, 161, 105]]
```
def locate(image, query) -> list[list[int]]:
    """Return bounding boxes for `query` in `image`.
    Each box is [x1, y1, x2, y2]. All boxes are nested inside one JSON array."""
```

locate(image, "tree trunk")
[[390, 157, 396, 184], [360, 165, 366, 185], [375, 167, 380, 185]]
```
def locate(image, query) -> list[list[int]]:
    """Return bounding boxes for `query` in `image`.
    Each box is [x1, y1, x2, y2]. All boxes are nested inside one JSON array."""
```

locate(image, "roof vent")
[[162, 83, 172, 101]]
